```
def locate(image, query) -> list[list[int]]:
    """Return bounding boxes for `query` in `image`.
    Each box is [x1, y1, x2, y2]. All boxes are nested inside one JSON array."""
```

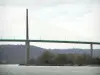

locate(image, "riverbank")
[[0, 65, 100, 75]]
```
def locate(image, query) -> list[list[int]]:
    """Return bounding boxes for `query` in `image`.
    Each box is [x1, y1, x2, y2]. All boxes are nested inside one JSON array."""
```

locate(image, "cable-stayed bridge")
[[0, 9, 100, 65]]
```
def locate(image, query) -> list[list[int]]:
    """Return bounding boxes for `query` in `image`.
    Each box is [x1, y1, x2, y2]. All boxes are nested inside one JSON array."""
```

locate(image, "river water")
[[0, 65, 100, 75]]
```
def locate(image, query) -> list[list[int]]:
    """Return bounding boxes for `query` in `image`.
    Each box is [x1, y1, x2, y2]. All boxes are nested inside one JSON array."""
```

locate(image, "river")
[[0, 65, 100, 75]]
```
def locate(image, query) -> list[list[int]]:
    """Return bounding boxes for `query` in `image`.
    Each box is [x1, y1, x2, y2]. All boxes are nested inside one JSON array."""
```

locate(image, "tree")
[[54, 54, 67, 66], [38, 51, 55, 65], [92, 57, 100, 65], [66, 54, 75, 65]]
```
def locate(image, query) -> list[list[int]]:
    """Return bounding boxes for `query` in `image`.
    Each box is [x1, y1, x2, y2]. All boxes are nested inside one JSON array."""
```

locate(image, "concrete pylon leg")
[[26, 41, 30, 65], [90, 44, 93, 58], [26, 9, 30, 65]]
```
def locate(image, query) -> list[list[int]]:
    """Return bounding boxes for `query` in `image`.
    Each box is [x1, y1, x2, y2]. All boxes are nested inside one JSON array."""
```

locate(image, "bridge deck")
[[0, 39, 100, 44]]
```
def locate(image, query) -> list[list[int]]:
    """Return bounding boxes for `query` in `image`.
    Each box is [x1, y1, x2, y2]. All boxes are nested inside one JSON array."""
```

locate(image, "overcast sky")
[[0, 0, 100, 49]]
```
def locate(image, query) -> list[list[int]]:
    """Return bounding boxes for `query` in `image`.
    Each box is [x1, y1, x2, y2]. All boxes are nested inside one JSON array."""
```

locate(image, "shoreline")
[[19, 64, 100, 66]]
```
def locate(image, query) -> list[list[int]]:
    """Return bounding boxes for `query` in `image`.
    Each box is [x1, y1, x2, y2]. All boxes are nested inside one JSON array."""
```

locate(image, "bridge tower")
[[26, 9, 30, 65]]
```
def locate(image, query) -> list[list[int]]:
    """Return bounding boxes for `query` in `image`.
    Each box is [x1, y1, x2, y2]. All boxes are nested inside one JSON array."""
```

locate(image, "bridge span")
[[0, 9, 100, 65]]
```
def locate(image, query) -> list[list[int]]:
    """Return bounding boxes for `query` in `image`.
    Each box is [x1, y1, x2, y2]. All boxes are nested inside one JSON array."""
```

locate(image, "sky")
[[0, 0, 100, 49]]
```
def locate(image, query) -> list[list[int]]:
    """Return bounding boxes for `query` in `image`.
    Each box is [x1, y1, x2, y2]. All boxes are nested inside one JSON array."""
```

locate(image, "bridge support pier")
[[26, 41, 30, 65], [26, 9, 30, 65], [90, 44, 93, 58]]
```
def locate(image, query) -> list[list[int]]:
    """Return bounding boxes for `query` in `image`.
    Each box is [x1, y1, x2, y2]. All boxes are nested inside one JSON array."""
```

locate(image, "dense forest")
[[28, 51, 100, 66]]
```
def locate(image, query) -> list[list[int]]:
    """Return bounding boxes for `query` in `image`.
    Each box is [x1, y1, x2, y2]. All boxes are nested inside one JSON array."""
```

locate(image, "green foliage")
[[54, 54, 67, 66], [38, 51, 55, 65], [30, 51, 100, 66], [92, 57, 100, 64]]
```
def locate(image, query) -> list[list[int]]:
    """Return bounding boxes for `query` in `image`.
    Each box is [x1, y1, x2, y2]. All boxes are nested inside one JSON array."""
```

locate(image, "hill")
[[0, 45, 100, 64]]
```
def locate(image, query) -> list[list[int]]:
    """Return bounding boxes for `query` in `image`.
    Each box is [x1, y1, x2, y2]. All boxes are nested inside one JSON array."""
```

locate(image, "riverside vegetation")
[[27, 51, 100, 66]]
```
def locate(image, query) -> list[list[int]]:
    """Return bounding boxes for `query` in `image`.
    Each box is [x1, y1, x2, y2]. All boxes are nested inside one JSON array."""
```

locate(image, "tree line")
[[28, 51, 100, 66]]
